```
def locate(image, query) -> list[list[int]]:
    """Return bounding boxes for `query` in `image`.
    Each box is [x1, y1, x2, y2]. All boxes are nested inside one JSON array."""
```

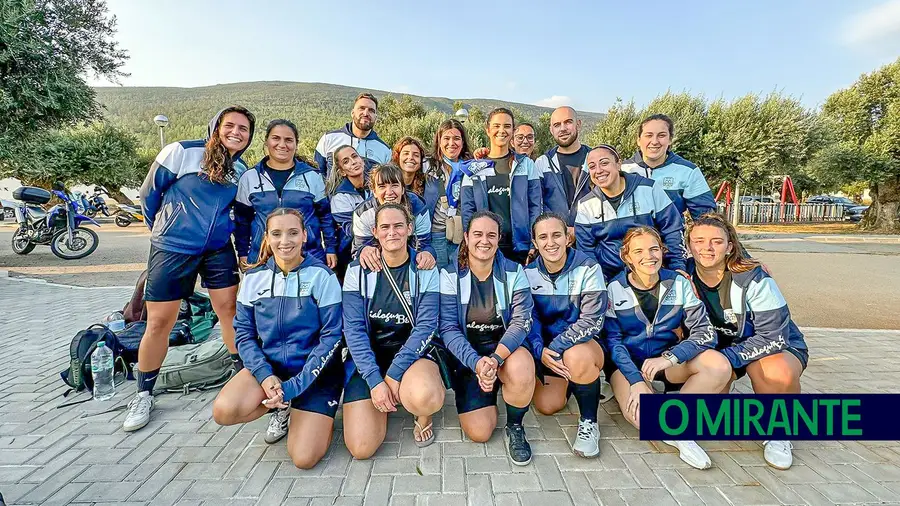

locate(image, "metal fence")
[[716, 202, 846, 224]]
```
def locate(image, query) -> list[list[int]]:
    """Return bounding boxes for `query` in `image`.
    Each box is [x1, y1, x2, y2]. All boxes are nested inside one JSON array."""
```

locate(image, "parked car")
[[845, 205, 869, 222], [0, 199, 16, 221], [740, 195, 776, 204], [807, 195, 859, 211]]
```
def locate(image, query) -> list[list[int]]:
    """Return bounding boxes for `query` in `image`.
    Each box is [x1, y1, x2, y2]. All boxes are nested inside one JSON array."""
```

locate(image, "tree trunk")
[[106, 186, 135, 206], [861, 177, 900, 232]]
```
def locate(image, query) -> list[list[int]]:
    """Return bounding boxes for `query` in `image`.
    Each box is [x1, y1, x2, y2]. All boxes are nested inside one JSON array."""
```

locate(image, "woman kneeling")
[[212, 208, 344, 469], [606, 226, 731, 470], [342, 204, 445, 457], [440, 211, 537, 466], [687, 212, 809, 470], [526, 213, 608, 458]]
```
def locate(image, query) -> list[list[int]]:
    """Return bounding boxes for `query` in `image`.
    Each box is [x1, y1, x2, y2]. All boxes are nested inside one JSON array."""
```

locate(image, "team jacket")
[[439, 253, 535, 372], [605, 269, 716, 385], [444, 158, 474, 217], [350, 192, 435, 258], [233, 158, 337, 263], [342, 248, 441, 389], [314, 123, 391, 176], [686, 261, 808, 369], [535, 145, 593, 225], [418, 159, 445, 227], [574, 172, 686, 281], [460, 154, 543, 253], [621, 150, 716, 220], [140, 109, 255, 255], [331, 178, 369, 257], [524, 249, 608, 357], [235, 256, 343, 402]]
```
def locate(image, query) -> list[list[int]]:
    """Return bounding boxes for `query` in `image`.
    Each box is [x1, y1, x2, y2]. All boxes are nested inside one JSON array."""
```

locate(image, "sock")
[[572, 378, 601, 423], [137, 368, 159, 394], [230, 353, 244, 372], [506, 404, 529, 427]]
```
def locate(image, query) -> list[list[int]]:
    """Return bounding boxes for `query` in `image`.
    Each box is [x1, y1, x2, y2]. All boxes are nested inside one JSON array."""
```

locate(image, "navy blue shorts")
[[343, 346, 441, 403], [286, 362, 344, 418], [733, 346, 809, 380], [447, 343, 501, 414], [145, 243, 240, 302]]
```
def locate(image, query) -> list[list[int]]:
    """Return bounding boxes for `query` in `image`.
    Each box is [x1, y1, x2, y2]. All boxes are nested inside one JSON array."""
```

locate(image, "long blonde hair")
[[246, 208, 307, 270], [619, 226, 667, 272], [686, 212, 760, 273]]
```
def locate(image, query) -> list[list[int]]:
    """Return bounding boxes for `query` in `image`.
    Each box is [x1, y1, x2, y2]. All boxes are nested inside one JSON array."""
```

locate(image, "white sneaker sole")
[[662, 440, 712, 470], [123, 417, 149, 432], [573, 444, 600, 458], [765, 457, 792, 470]]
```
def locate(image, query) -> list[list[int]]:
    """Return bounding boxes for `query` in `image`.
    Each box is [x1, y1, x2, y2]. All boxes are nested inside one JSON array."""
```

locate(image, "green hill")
[[94, 81, 604, 157]]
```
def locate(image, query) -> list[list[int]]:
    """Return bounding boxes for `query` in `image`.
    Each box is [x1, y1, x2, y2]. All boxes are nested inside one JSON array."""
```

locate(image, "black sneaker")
[[505, 424, 532, 466]]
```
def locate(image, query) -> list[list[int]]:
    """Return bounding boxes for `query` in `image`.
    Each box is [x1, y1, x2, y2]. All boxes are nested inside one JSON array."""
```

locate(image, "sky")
[[90, 0, 900, 113]]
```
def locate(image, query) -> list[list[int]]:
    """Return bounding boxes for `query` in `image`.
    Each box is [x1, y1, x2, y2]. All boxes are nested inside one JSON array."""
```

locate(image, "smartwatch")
[[490, 352, 505, 367], [662, 350, 679, 366]]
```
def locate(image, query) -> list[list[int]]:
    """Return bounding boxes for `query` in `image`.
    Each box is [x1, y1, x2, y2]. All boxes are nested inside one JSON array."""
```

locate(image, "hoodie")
[[140, 108, 255, 255], [574, 172, 686, 281], [605, 269, 716, 386], [524, 248, 608, 357], [686, 261, 808, 369], [460, 154, 543, 253], [342, 248, 441, 389], [314, 123, 391, 177], [535, 145, 593, 225], [234, 255, 342, 402], [233, 158, 337, 263], [621, 151, 716, 220], [331, 178, 370, 258], [439, 252, 534, 372]]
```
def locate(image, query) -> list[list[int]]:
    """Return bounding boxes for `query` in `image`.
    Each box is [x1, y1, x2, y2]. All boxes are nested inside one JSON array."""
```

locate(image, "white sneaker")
[[572, 418, 600, 458], [123, 392, 153, 432], [264, 407, 290, 444], [599, 379, 615, 404], [764, 440, 793, 470], [663, 440, 712, 470]]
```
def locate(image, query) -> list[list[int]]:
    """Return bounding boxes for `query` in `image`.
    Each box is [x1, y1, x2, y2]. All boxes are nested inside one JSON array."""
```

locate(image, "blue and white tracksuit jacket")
[[350, 192, 435, 258], [235, 256, 343, 402], [314, 123, 391, 176], [686, 261, 808, 369], [524, 249, 608, 357], [233, 158, 337, 263], [460, 154, 543, 253], [621, 151, 716, 220], [444, 158, 474, 219], [574, 172, 686, 281], [342, 249, 441, 389], [535, 145, 593, 225], [140, 109, 255, 255], [605, 269, 716, 385], [331, 178, 369, 258], [439, 253, 535, 372]]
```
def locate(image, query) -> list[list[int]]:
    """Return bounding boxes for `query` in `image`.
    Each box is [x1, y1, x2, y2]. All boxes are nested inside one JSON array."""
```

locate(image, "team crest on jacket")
[[469, 160, 491, 174], [298, 282, 312, 296], [662, 177, 675, 189]]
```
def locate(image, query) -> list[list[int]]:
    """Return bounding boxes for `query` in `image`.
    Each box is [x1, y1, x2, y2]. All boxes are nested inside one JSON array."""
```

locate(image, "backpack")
[[154, 337, 234, 394], [178, 293, 218, 343], [60, 324, 127, 393], [112, 320, 194, 377]]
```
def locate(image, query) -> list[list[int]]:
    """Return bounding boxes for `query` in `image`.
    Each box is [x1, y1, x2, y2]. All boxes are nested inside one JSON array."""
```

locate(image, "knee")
[[463, 422, 495, 443], [563, 346, 601, 383], [751, 360, 799, 393], [216, 299, 237, 318], [533, 393, 567, 416], [502, 351, 536, 392], [290, 448, 325, 470], [698, 350, 733, 383], [211, 398, 236, 426], [403, 385, 445, 415], [345, 436, 379, 461]]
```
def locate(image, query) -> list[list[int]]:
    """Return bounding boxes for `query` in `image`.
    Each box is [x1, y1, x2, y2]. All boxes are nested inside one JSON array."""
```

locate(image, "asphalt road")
[[1, 223, 898, 329]]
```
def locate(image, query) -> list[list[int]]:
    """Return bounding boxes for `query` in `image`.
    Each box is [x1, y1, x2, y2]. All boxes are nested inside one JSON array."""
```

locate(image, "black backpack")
[[60, 324, 126, 393]]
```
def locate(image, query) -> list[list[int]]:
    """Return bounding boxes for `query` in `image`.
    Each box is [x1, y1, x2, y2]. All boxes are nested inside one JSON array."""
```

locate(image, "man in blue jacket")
[[536, 106, 593, 229], [314, 93, 391, 177], [621, 114, 716, 220]]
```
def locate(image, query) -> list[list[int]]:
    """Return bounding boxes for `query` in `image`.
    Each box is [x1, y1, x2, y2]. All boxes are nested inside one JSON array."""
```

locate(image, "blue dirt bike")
[[11, 185, 101, 260]]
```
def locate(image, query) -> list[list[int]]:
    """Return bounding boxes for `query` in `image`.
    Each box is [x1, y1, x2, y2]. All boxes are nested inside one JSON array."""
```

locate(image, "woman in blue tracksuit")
[[428, 119, 474, 260], [460, 108, 542, 265], [686, 212, 809, 470], [126, 106, 255, 433], [574, 145, 686, 281], [352, 163, 436, 272], [440, 211, 536, 466], [234, 119, 337, 269], [394, 136, 450, 266], [606, 226, 731, 470], [212, 208, 344, 470], [525, 213, 608, 458], [342, 203, 444, 457], [326, 145, 369, 281]]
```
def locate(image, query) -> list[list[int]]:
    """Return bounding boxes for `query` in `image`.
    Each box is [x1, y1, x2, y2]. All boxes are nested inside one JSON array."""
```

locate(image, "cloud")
[[842, 0, 900, 48], [533, 95, 573, 108], [506, 81, 518, 90]]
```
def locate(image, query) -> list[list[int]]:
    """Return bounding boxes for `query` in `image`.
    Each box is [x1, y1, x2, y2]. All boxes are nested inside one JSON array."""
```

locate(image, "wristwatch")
[[662, 350, 679, 366], [490, 352, 505, 367]]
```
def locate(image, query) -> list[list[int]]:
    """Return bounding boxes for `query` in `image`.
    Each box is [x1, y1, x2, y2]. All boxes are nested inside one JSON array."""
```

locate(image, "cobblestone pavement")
[[1, 277, 899, 505]]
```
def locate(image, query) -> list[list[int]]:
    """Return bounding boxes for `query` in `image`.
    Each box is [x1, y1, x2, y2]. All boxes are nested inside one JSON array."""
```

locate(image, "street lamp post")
[[153, 114, 169, 149], [454, 108, 469, 123]]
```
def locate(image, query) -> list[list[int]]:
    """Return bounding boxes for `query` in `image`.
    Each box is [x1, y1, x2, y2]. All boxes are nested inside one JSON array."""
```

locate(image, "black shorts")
[[448, 342, 502, 414], [282, 360, 344, 418], [536, 338, 610, 383], [733, 346, 809, 380], [145, 243, 240, 302], [342, 345, 442, 403]]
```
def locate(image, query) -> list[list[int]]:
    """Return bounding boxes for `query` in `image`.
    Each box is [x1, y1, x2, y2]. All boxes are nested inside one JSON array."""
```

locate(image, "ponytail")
[[457, 210, 503, 270]]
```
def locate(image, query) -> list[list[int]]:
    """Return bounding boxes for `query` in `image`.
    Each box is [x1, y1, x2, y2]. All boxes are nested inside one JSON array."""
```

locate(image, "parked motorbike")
[[11, 185, 100, 260], [83, 186, 112, 218], [115, 203, 144, 227]]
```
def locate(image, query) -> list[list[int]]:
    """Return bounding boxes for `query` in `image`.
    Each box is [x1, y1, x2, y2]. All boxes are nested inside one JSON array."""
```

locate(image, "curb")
[[804, 235, 900, 244], [0, 274, 131, 290]]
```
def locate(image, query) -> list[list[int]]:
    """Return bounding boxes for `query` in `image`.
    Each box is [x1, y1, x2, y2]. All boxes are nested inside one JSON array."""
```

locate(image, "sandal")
[[413, 417, 436, 448]]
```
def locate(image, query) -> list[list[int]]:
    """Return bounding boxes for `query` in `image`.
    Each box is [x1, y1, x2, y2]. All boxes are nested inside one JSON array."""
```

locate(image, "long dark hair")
[[247, 208, 307, 270], [686, 212, 760, 273], [264, 119, 317, 167], [203, 106, 255, 184], [458, 210, 503, 270], [430, 119, 473, 168], [391, 136, 427, 197]]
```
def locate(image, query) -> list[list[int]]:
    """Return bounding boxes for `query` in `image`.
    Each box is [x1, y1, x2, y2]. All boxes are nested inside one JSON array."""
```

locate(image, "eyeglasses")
[[514, 135, 535, 142]]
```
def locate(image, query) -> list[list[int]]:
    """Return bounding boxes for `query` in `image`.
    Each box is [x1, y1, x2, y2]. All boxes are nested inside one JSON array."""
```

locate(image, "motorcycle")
[[11, 185, 101, 260], [83, 186, 112, 218], [115, 203, 144, 227]]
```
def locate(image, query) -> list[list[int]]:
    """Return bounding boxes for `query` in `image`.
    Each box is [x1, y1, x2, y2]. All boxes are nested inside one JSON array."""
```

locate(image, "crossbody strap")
[[380, 256, 415, 326]]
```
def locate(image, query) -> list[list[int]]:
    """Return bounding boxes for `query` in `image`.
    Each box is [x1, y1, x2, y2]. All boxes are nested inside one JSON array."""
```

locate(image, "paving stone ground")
[[1, 276, 899, 506]]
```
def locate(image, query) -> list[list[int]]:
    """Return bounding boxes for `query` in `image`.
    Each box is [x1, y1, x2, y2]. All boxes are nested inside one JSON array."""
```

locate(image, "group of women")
[[130, 102, 809, 473]]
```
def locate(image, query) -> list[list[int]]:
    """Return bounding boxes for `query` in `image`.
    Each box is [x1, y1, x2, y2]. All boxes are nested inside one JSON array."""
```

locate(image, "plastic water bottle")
[[91, 342, 115, 401]]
